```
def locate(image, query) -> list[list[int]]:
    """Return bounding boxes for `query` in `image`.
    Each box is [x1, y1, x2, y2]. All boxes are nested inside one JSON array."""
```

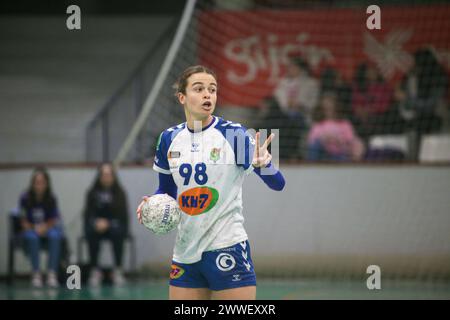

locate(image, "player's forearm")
[[154, 173, 178, 199], [254, 162, 285, 191]]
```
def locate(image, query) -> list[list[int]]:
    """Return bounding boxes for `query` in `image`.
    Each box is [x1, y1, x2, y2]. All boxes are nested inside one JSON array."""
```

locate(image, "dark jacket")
[[83, 186, 129, 235]]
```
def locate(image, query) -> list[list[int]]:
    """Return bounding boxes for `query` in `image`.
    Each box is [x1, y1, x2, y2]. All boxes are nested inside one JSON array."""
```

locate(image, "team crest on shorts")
[[210, 148, 221, 163], [216, 253, 236, 271], [170, 264, 185, 279]]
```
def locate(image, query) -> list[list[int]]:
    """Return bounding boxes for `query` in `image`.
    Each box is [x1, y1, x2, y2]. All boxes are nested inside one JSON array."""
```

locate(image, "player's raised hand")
[[136, 196, 150, 224], [252, 131, 274, 168]]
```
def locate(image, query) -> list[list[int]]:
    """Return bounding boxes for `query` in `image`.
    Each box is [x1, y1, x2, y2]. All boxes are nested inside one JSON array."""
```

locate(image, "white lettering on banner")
[[224, 33, 334, 85]]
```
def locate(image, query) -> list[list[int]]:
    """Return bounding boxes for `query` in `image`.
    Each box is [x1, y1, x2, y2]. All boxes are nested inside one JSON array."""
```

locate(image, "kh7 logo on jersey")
[[178, 187, 219, 216]]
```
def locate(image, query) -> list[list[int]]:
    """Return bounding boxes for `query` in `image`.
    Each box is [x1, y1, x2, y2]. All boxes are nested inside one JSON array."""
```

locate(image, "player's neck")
[[186, 115, 214, 132]]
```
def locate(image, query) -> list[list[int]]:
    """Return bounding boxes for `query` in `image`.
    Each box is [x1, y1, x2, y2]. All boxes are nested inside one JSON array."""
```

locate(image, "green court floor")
[[1, 279, 450, 300]]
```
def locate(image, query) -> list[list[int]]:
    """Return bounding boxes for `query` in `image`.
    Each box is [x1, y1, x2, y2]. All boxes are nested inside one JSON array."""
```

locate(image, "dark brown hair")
[[90, 162, 123, 193], [173, 65, 217, 96], [312, 91, 344, 122], [24, 166, 56, 210]]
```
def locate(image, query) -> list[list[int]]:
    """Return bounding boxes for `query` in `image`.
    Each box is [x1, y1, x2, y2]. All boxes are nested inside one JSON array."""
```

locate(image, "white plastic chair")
[[419, 134, 450, 162]]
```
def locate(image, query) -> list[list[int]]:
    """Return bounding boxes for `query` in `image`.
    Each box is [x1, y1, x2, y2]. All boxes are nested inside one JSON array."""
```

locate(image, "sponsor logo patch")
[[168, 151, 181, 159], [210, 148, 221, 163], [232, 274, 241, 282], [191, 143, 200, 152], [170, 264, 185, 279], [178, 187, 219, 216]]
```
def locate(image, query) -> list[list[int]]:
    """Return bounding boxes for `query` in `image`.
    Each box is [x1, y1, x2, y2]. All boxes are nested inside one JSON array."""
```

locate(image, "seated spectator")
[[395, 48, 449, 135], [255, 96, 295, 160], [307, 92, 364, 161], [272, 56, 319, 158], [274, 56, 319, 126], [83, 163, 129, 287], [351, 62, 395, 139], [19, 167, 63, 288], [320, 66, 352, 119]]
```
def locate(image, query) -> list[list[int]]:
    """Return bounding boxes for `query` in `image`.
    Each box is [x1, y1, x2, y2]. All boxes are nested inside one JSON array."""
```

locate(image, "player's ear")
[[177, 92, 185, 105]]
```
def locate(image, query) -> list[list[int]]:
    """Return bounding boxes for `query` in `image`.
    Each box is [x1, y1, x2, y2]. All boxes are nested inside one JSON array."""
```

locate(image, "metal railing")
[[85, 19, 178, 163]]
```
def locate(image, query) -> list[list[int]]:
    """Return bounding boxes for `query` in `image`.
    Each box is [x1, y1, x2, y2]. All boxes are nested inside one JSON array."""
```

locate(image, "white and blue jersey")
[[153, 116, 257, 264]]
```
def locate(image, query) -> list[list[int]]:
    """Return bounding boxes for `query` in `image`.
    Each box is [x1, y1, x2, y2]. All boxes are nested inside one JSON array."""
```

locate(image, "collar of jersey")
[[186, 116, 218, 133]]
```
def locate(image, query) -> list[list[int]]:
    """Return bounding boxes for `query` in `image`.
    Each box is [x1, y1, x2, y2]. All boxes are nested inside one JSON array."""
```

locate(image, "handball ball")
[[141, 194, 181, 235]]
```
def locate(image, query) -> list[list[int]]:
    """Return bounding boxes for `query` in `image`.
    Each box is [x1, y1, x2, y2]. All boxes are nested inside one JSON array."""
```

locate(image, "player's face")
[[100, 164, 114, 188], [322, 96, 336, 119], [286, 60, 301, 78], [32, 173, 48, 197], [179, 72, 217, 121]]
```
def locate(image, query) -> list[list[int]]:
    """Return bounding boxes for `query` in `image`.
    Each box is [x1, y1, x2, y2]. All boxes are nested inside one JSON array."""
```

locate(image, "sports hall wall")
[[1, 166, 449, 277]]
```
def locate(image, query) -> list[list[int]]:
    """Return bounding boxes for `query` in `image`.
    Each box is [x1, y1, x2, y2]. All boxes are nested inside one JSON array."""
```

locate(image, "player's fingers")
[[137, 196, 149, 212], [255, 131, 261, 158], [254, 155, 265, 167], [264, 153, 272, 166], [137, 203, 143, 224], [260, 151, 269, 166], [136, 201, 143, 213], [262, 133, 275, 150]]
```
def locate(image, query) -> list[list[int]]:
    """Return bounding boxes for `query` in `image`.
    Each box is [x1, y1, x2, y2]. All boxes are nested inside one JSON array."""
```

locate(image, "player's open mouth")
[[202, 101, 212, 110]]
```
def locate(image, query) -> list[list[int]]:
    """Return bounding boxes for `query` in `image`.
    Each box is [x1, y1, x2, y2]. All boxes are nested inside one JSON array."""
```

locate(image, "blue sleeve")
[[153, 131, 171, 174], [254, 162, 285, 191], [154, 173, 178, 200]]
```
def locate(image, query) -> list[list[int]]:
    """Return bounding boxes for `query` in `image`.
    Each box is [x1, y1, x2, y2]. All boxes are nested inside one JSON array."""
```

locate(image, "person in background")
[[273, 56, 319, 157], [307, 92, 365, 161], [83, 163, 129, 287], [255, 96, 292, 160], [19, 167, 63, 288], [320, 66, 352, 119], [274, 56, 320, 125], [395, 48, 449, 135], [351, 62, 394, 139]]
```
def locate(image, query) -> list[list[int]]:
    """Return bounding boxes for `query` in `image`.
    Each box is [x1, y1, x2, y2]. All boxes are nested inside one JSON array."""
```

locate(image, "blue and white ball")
[[141, 194, 181, 235]]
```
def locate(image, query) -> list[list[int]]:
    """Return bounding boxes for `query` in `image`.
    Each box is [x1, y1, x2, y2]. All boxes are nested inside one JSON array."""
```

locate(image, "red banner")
[[198, 5, 450, 107]]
